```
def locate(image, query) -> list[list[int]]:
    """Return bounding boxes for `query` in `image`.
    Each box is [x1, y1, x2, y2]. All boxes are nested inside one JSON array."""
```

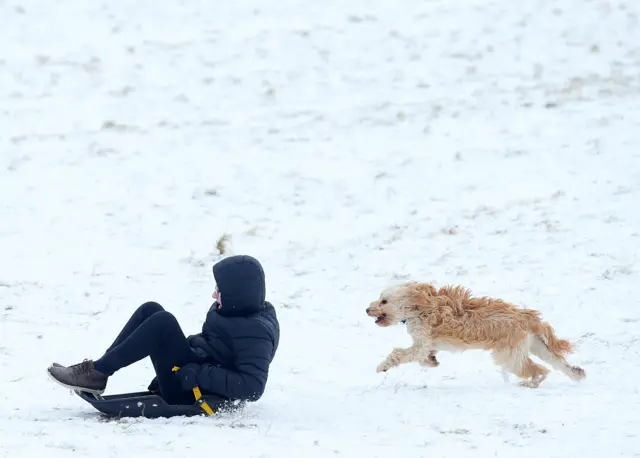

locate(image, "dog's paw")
[[419, 353, 439, 368], [518, 380, 540, 389], [420, 358, 439, 368], [570, 365, 586, 381], [376, 360, 393, 373]]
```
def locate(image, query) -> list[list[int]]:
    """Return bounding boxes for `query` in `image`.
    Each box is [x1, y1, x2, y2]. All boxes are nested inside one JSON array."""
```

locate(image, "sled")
[[74, 366, 242, 419], [75, 389, 241, 419]]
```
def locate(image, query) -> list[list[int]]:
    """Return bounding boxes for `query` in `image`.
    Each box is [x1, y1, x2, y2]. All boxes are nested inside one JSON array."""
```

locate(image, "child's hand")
[[147, 376, 159, 392], [175, 364, 201, 391]]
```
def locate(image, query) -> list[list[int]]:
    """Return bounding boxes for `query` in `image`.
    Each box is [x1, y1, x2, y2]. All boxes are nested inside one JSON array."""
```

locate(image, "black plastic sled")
[[75, 389, 243, 419]]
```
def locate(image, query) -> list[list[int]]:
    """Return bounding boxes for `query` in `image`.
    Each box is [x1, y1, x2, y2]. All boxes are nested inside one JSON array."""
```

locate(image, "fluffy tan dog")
[[366, 281, 586, 388]]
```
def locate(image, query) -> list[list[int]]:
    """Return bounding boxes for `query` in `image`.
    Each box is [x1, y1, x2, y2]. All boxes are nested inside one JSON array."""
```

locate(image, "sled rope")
[[172, 366, 215, 416]]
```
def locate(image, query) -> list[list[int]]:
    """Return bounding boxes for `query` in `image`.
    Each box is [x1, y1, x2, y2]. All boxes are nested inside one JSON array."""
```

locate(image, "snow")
[[1, 0, 640, 456]]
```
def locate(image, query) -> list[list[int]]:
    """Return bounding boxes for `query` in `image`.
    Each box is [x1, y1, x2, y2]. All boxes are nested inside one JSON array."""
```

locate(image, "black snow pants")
[[94, 301, 199, 405]]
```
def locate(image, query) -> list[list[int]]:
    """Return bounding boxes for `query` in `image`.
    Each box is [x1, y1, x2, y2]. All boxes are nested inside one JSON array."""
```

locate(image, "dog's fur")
[[366, 281, 585, 388]]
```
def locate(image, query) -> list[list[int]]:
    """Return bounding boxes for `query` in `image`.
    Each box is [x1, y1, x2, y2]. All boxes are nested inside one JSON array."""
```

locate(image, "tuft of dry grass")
[[216, 233, 232, 255]]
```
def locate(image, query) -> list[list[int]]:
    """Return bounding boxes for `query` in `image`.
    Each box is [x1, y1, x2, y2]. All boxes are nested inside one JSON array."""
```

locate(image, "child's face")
[[212, 285, 221, 306]]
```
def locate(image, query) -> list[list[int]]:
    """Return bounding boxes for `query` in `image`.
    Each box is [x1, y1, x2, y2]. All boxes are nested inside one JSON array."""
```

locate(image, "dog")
[[365, 281, 586, 388]]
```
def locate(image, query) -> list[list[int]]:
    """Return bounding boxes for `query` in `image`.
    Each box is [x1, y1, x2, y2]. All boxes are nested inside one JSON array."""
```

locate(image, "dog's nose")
[[365, 308, 370, 314]]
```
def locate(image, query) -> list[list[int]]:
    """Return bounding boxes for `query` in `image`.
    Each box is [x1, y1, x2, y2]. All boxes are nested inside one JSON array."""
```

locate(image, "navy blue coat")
[[186, 255, 280, 402]]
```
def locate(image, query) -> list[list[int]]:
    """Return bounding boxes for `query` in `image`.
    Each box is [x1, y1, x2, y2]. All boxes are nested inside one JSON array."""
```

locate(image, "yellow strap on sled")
[[172, 366, 215, 416]]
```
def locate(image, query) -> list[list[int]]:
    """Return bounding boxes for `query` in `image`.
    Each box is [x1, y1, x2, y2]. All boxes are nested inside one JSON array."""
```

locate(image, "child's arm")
[[195, 333, 274, 401]]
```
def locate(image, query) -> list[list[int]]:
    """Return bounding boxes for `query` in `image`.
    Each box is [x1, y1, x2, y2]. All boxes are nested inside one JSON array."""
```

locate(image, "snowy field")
[[1, 0, 640, 456]]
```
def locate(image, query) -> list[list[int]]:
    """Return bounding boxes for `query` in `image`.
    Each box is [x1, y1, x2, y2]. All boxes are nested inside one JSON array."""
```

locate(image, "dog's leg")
[[530, 335, 585, 382], [516, 358, 549, 388], [376, 346, 416, 373], [492, 342, 550, 388], [419, 349, 439, 368], [377, 344, 431, 373]]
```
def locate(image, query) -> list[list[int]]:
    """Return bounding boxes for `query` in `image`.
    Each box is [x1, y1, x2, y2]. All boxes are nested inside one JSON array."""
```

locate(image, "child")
[[48, 255, 280, 406]]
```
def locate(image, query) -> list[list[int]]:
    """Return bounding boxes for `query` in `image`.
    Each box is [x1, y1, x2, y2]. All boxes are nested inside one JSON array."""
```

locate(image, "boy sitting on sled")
[[48, 255, 280, 407]]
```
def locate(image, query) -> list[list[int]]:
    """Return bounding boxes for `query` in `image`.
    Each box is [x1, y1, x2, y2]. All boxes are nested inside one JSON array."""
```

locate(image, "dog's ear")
[[402, 289, 424, 312], [401, 302, 420, 314]]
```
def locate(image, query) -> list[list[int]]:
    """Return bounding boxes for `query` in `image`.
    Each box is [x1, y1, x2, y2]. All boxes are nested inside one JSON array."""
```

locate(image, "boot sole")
[[46, 366, 106, 395]]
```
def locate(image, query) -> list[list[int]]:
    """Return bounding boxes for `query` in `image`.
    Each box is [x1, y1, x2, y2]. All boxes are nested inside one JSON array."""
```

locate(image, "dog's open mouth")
[[375, 313, 387, 324]]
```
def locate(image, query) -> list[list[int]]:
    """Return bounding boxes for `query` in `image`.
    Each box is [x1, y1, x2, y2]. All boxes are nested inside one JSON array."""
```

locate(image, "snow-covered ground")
[[1, 0, 639, 456]]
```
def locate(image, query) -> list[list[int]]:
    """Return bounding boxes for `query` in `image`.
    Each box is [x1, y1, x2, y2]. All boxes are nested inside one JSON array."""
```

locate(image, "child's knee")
[[151, 310, 179, 328], [139, 301, 165, 315]]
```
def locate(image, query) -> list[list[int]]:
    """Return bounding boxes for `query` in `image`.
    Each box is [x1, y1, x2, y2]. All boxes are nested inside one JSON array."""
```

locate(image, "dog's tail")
[[525, 311, 574, 356]]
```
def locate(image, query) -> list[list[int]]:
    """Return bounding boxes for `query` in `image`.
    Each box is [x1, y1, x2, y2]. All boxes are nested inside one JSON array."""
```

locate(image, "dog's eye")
[[381, 299, 387, 304]]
